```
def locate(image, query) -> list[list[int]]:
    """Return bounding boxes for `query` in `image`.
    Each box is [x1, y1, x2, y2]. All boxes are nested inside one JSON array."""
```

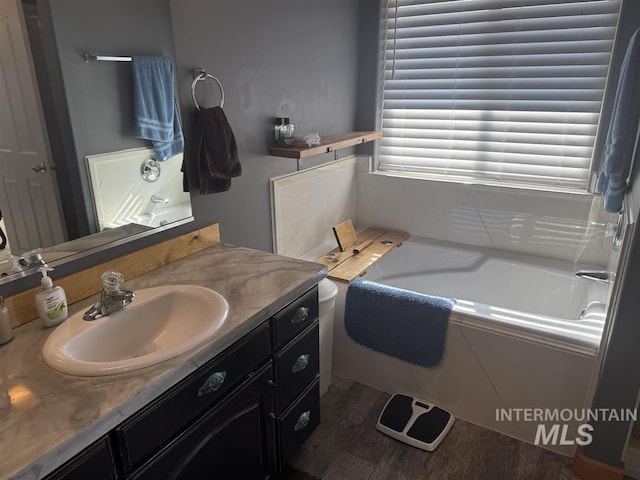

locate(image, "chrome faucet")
[[83, 270, 135, 321], [575, 269, 611, 283], [18, 249, 46, 270]]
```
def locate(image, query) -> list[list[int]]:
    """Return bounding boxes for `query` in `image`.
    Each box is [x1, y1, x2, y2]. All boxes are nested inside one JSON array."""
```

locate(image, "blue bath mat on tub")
[[345, 278, 456, 367]]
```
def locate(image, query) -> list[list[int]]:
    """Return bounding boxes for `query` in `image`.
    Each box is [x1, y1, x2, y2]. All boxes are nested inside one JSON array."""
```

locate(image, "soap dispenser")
[[0, 296, 13, 345], [36, 267, 68, 328]]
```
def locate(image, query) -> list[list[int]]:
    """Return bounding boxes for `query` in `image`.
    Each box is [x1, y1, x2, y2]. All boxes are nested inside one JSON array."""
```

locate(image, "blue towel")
[[345, 278, 456, 367], [596, 29, 640, 213], [132, 56, 184, 161]]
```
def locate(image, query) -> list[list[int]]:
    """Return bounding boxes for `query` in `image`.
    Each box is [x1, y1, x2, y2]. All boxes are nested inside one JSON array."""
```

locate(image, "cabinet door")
[[275, 322, 319, 412], [117, 322, 271, 471], [129, 364, 276, 480], [278, 380, 320, 468], [271, 287, 318, 350], [45, 437, 116, 480]]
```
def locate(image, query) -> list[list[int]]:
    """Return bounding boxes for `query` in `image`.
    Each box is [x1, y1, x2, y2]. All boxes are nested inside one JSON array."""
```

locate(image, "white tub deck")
[[365, 236, 607, 354]]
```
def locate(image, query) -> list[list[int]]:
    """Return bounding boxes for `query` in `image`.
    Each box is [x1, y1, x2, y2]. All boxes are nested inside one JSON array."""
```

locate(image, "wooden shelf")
[[315, 227, 408, 283], [268, 131, 382, 159]]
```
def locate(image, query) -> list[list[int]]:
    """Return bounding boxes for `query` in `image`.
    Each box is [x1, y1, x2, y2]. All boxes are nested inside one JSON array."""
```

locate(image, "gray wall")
[[355, 0, 381, 130], [170, 0, 360, 252], [46, 0, 177, 234]]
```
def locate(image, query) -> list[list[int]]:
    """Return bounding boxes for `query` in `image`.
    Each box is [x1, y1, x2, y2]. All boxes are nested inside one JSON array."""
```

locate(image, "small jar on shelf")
[[274, 117, 295, 147], [279, 118, 295, 146], [274, 117, 285, 146]]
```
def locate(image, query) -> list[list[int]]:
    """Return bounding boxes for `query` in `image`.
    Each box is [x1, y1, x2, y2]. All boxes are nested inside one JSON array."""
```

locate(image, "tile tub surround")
[[270, 155, 615, 266], [86, 148, 191, 231], [357, 169, 617, 266], [271, 155, 359, 258], [0, 245, 326, 479]]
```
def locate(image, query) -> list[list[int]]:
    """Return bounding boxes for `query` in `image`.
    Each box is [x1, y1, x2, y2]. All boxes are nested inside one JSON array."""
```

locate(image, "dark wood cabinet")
[[128, 364, 276, 480], [115, 322, 272, 471], [45, 437, 117, 480], [275, 322, 320, 411], [279, 380, 321, 467], [271, 287, 319, 350]]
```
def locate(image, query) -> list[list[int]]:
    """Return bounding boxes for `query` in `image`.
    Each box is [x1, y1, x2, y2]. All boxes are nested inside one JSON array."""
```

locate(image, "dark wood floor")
[[283, 377, 581, 480]]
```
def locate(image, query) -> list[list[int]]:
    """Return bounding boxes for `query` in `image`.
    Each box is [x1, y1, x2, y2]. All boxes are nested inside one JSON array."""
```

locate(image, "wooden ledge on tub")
[[315, 227, 409, 283]]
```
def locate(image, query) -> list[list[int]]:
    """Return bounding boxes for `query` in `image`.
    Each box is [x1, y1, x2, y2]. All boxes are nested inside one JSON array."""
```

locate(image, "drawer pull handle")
[[294, 410, 311, 431], [198, 371, 227, 396], [292, 354, 309, 373], [291, 306, 310, 325]]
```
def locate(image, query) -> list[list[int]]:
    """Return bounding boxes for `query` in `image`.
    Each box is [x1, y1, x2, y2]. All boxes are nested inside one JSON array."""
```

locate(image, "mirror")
[[0, 0, 192, 283]]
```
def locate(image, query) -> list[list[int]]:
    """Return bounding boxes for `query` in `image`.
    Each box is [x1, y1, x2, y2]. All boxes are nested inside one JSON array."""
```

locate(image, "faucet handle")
[[101, 270, 125, 294]]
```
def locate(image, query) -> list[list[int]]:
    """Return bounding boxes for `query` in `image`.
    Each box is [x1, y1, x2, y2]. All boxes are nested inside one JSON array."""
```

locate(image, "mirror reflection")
[[0, 0, 192, 281]]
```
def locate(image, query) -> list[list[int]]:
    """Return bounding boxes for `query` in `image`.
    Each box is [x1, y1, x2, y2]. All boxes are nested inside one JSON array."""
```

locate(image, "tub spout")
[[151, 194, 169, 204], [575, 270, 610, 282]]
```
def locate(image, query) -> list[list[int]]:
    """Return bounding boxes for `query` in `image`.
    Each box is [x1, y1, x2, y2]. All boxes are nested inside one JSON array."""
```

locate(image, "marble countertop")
[[0, 244, 326, 480]]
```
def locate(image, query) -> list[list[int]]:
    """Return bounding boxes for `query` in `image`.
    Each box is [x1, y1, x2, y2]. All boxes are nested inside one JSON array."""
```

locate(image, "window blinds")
[[379, 0, 621, 189]]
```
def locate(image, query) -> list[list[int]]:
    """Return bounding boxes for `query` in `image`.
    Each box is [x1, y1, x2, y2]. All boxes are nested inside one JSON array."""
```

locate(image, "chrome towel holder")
[[83, 53, 133, 62], [191, 68, 225, 110]]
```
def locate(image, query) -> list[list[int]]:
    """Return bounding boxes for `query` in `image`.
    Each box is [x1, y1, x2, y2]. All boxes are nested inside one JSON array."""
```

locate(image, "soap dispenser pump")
[[36, 267, 68, 328]]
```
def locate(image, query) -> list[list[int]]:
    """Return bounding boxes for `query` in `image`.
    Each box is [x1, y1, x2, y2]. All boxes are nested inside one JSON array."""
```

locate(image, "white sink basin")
[[42, 285, 229, 376]]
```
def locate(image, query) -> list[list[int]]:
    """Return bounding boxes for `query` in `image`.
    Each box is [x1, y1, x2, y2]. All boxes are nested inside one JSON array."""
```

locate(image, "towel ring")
[[191, 69, 224, 110]]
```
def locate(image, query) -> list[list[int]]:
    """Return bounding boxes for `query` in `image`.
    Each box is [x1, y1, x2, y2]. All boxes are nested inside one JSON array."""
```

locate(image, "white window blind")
[[379, 0, 621, 189]]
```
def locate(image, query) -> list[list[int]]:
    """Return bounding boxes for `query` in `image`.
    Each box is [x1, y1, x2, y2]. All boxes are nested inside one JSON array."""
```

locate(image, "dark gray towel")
[[193, 106, 241, 194]]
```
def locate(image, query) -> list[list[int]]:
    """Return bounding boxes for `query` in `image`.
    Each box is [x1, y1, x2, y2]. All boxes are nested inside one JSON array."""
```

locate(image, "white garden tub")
[[331, 236, 608, 455]]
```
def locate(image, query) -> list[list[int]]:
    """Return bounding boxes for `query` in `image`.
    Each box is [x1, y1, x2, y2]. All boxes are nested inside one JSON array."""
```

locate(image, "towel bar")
[[83, 54, 133, 62], [191, 68, 225, 110]]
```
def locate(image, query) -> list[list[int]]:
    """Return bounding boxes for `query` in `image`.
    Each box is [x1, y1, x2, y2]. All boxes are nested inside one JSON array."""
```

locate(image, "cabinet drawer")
[[116, 321, 271, 471], [129, 364, 276, 480], [275, 322, 319, 411], [45, 436, 116, 480], [278, 379, 320, 466], [271, 287, 318, 350]]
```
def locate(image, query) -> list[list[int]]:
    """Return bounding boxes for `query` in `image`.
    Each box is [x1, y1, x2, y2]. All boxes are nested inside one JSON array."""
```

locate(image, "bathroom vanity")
[[0, 244, 325, 479]]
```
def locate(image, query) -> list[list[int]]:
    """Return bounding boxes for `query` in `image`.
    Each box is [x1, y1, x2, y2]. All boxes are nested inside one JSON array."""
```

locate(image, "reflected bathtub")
[[331, 236, 608, 455], [103, 202, 193, 230]]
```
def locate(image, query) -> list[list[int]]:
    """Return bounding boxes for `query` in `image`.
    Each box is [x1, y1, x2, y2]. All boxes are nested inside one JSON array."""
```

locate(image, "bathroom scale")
[[376, 393, 455, 451]]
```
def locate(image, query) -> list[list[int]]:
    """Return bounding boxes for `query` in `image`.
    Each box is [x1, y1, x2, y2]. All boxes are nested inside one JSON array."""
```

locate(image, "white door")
[[0, 0, 65, 253]]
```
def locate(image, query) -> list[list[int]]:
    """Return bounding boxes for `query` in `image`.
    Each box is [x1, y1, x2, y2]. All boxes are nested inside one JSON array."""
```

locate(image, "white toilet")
[[317, 278, 338, 396]]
